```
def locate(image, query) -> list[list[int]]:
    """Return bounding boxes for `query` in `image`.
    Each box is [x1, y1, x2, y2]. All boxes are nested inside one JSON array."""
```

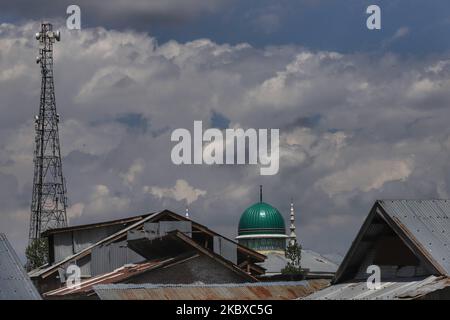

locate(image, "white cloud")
[[120, 159, 145, 187], [67, 202, 85, 221], [316, 159, 414, 197], [281, 127, 348, 168], [84, 185, 131, 216], [144, 179, 206, 204]]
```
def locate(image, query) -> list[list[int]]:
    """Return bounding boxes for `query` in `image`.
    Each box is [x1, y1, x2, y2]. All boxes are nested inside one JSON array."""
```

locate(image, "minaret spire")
[[259, 185, 263, 202], [289, 198, 297, 245], [185, 206, 190, 219]]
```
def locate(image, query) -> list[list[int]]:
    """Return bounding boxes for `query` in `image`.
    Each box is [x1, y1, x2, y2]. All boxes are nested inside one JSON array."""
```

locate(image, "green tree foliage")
[[281, 240, 303, 275], [25, 238, 48, 271]]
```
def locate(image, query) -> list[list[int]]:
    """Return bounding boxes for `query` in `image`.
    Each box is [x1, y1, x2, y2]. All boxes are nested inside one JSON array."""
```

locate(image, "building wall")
[[52, 225, 125, 263], [128, 254, 248, 284]]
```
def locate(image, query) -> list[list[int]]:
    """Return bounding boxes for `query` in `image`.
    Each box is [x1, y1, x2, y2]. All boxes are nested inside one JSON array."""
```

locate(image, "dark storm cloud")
[[0, 0, 230, 28], [3, 0, 450, 55]]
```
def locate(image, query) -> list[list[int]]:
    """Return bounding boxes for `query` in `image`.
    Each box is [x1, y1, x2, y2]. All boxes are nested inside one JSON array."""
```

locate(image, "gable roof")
[[44, 231, 258, 298], [335, 200, 450, 283], [0, 234, 41, 300], [30, 209, 265, 279]]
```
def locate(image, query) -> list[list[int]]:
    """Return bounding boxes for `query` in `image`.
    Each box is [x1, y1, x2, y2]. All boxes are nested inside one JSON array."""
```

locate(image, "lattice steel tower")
[[29, 22, 68, 243]]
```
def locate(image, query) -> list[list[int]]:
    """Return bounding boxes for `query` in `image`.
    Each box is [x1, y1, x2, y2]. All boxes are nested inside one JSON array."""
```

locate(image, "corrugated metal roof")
[[0, 234, 41, 300], [378, 200, 450, 276], [309, 200, 450, 300], [334, 199, 450, 283], [303, 276, 450, 300], [93, 280, 329, 300]]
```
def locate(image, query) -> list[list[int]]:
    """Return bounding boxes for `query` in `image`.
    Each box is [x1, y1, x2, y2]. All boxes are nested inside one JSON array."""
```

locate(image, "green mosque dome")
[[236, 186, 288, 253], [238, 202, 286, 236]]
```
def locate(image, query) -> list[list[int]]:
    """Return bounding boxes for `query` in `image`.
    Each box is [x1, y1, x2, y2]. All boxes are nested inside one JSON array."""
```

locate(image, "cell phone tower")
[[28, 22, 68, 245]]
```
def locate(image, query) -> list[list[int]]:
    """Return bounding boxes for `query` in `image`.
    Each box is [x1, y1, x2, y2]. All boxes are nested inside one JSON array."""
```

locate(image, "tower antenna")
[[28, 23, 67, 258]]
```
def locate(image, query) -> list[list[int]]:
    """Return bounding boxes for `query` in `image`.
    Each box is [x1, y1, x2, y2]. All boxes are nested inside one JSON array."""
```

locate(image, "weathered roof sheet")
[[304, 276, 450, 300], [42, 213, 151, 236], [0, 234, 41, 300], [378, 200, 450, 276], [94, 280, 329, 300], [43, 259, 176, 297]]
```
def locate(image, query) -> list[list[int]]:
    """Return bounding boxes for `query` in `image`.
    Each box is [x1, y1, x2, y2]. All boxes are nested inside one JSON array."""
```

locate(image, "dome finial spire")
[[259, 185, 263, 202]]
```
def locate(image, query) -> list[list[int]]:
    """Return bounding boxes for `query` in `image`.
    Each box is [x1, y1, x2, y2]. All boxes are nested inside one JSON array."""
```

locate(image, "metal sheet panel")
[[73, 225, 123, 253], [159, 221, 192, 237], [0, 234, 41, 300], [143, 223, 158, 237], [379, 200, 450, 276], [53, 233, 74, 262], [213, 236, 237, 264], [91, 241, 144, 276]]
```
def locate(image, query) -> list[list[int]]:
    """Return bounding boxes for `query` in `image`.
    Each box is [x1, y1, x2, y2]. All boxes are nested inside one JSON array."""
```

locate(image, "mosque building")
[[236, 186, 339, 279]]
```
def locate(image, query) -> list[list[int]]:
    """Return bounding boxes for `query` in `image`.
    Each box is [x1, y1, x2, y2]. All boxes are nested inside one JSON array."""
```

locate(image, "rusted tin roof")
[[303, 275, 450, 300], [93, 280, 329, 300], [43, 259, 175, 298]]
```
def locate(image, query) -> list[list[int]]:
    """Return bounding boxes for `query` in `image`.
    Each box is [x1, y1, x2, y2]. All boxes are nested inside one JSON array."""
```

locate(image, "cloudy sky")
[[2, 1, 450, 261]]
